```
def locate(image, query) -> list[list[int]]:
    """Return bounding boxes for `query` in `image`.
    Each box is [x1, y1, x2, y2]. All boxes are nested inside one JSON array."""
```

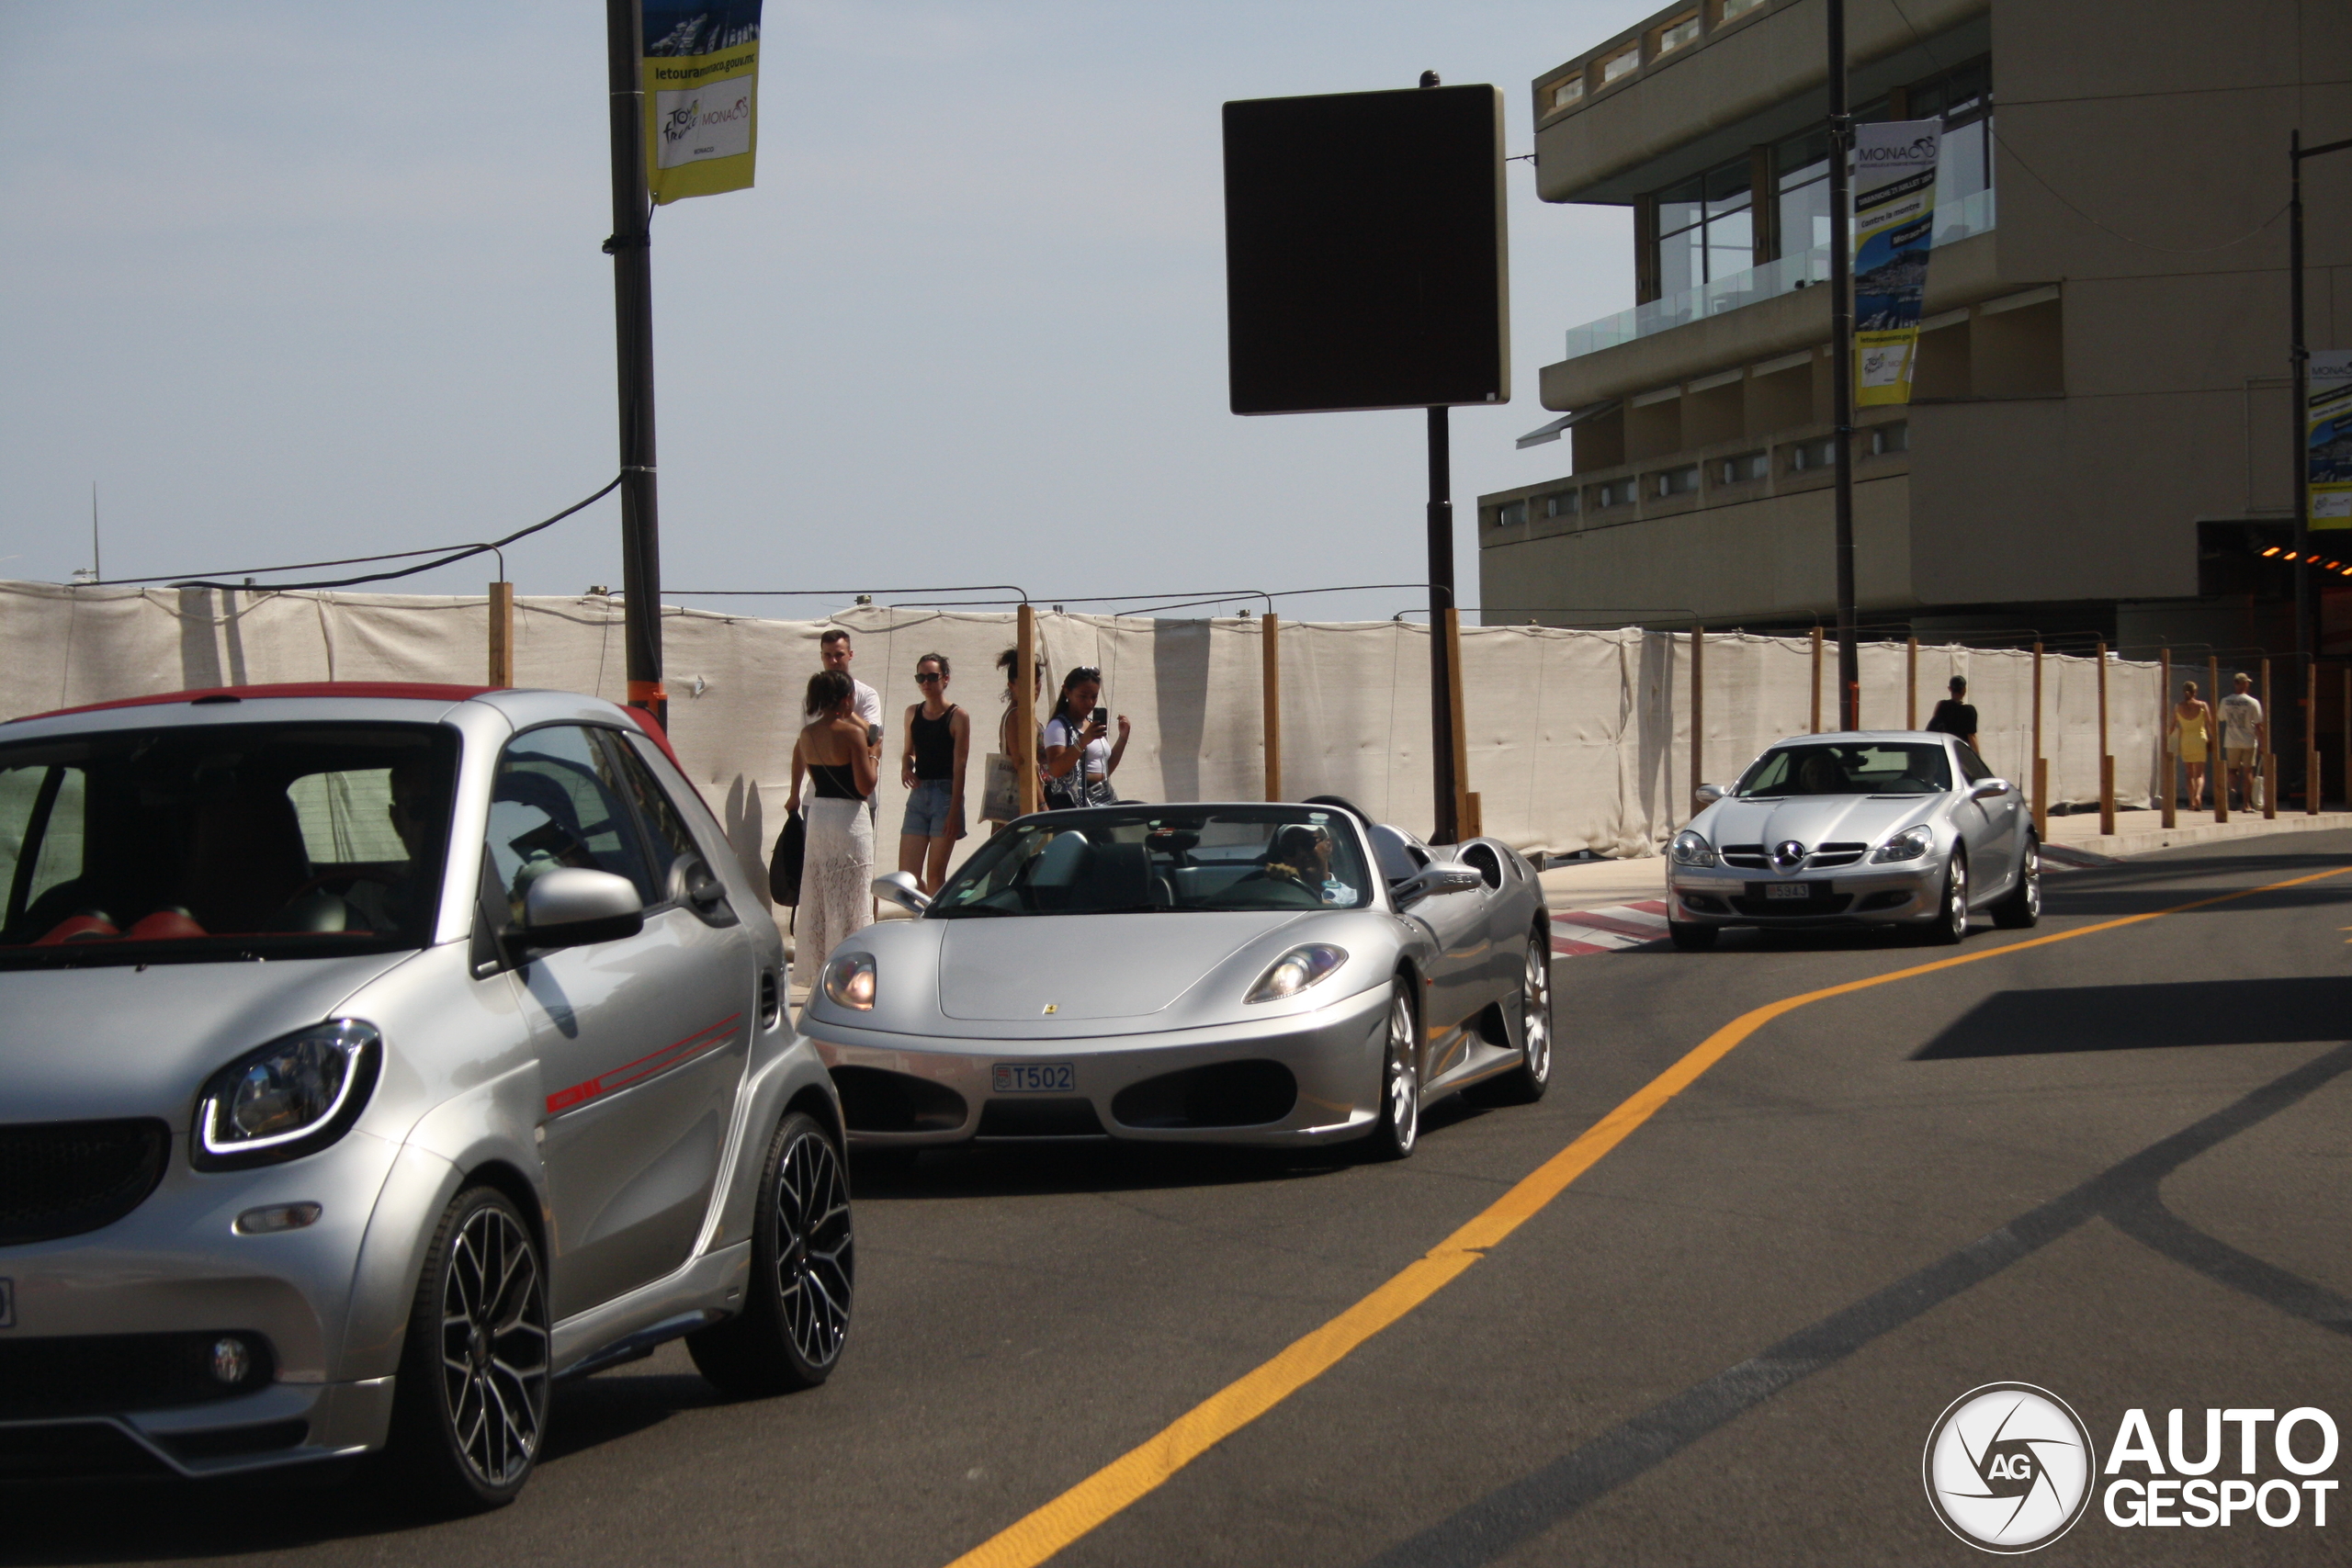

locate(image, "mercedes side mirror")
[[1970, 777, 2014, 800], [1394, 865, 1484, 908], [872, 870, 932, 914], [512, 868, 645, 953]]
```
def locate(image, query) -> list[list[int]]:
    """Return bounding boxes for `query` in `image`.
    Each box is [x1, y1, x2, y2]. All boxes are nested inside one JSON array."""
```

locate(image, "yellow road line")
[[944, 863, 2352, 1568]]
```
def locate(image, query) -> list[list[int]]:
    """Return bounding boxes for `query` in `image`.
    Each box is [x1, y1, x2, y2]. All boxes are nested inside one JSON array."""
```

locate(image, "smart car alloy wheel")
[[689, 1111, 854, 1395]]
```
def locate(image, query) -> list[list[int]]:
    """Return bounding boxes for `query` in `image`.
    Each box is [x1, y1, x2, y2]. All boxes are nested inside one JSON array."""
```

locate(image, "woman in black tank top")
[[898, 652, 971, 894]]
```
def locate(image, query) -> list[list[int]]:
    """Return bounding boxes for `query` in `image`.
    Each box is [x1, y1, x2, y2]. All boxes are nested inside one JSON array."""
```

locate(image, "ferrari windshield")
[[0, 722, 456, 966], [1735, 741, 1953, 798], [931, 806, 1373, 917]]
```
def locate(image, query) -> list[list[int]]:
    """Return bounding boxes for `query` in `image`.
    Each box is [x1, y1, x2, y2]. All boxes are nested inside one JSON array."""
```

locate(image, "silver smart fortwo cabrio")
[[799, 799, 1555, 1161], [0, 683, 849, 1508]]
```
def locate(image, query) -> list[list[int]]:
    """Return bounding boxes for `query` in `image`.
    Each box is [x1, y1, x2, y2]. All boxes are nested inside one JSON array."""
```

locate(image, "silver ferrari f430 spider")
[[798, 799, 1554, 1160]]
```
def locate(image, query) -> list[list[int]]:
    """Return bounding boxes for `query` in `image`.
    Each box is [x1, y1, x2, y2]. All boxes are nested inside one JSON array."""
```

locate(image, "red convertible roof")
[[17, 682, 497, 721]]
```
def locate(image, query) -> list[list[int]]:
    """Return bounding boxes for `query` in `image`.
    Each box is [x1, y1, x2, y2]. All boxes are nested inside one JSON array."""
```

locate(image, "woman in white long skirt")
[[790, 668, 879, 984]]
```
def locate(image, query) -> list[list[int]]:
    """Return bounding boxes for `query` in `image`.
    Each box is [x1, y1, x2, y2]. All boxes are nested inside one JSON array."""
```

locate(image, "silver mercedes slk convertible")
[[798, 800, 1554, 1161], [0, 682, 848, 1508], [1663, 729, 2041, 948]]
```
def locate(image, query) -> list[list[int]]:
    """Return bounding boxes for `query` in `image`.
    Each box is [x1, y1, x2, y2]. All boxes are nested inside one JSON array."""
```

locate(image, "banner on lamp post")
[[2310, 350, 2352, 530], [1851, 119, 1940, 408], [642, 1, 762, 206]]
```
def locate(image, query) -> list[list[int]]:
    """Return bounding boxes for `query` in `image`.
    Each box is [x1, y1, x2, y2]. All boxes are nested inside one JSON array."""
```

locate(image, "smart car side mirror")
[[1970, 777, 2014, 800], [872, 871, 931, 914], [1393, 865, 1484, 908], [514, 868, 645, 953], [1693, 783, 1726, 806]]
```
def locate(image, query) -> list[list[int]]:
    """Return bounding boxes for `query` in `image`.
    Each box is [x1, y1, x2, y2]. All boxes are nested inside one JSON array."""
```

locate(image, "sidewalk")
[[2041, 808, 2352, 859]]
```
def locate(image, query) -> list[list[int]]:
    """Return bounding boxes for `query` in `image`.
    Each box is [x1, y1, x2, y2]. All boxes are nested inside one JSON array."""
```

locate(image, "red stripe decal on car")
[[544, 1014, 743, 1115]]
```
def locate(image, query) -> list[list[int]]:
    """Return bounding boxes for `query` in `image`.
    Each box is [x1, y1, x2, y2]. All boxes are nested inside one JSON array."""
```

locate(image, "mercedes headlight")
[[1871, 824, 1935, 863], [1668, 829, 1717, 868], [193, 1020, 380, 1171], [822, 952, 876, 1010], [1246, 944, 1347, 1004]]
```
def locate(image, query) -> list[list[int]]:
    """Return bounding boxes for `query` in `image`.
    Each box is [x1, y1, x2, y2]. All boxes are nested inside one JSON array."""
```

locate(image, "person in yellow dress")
[[2172, 681, 2213, 810]]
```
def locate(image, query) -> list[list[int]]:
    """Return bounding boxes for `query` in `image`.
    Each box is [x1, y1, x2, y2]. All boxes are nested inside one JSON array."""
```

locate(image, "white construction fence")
[[0, 581, 2165, 895]]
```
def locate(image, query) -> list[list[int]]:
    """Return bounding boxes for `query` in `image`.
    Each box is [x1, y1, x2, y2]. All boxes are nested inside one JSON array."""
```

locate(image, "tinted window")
[[1736, 741, 1954, 798], [486, 726, 657, 921], [604, 730, 700, 887], [1953, 742, 1994, 784]]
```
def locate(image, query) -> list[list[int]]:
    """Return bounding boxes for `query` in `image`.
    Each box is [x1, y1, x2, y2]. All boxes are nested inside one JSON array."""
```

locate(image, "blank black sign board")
[[1223, 85, 1509, 416]]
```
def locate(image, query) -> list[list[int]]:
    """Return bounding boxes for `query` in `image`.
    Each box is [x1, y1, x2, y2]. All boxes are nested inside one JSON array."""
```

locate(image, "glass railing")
[[1561, 186, 1997, 361]]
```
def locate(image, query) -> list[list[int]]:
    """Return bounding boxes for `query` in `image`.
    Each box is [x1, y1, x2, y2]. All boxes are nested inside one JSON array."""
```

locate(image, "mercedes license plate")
[[1764, 883, 1815, 901], [993, 1062, 1076, 1094]]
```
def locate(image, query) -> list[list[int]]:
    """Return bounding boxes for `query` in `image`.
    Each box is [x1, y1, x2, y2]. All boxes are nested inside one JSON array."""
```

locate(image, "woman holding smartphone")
[[791, 668, 879, 980], [1041, 665, 1129, 809]]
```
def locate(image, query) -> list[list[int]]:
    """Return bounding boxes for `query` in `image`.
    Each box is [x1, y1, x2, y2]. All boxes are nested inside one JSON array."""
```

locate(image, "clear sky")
[[0, 1, 1639, 625]]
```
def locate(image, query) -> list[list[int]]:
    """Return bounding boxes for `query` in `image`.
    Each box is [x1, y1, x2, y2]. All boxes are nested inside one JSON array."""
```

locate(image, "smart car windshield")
[[930, 806, 1373, 917], [1735, 740, 1953, 798], [0, 722, 456, 967]]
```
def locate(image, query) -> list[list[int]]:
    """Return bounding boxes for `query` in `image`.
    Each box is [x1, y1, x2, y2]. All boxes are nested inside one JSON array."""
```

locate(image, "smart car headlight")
[[822, 952, 876, 1010], [1246, 944, 1347, 1004], [1668, 829, 1717, 868], [1871, 824, 1935, 863], [193, 1019, 380, 1171]]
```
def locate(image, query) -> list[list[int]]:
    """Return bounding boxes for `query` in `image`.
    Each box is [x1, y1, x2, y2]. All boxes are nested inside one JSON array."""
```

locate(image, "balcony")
[[1561, 187, 1996, 360]]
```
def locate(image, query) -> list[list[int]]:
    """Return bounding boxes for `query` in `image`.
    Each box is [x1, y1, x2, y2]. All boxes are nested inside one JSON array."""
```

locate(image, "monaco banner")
[[2309, 349, 2352, 529], [1851, 119, 1941, 408], [642, 0, 762, 205]]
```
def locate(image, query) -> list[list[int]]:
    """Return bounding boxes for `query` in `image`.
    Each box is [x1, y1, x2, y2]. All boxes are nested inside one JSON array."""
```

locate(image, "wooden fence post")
[[1690, 626, 1705, 814], [487, 581, 514, 687], [2097, 638, 2115, 834], [2159, 649, 2177, 829], [1810, 627, 1824, 733], [1261, 611, 1282, 802], [1015, 604, 1039, 815], [1443, 606, 1473, 839], [2030, 641, 2045, 840], [2211, 653, 2227, 822], [1906, 636, 1918, 729], [2262, 658, 2277, 819]]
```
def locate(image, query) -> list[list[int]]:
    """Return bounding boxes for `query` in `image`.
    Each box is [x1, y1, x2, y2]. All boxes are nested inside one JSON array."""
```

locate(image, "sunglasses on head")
[[1069, 667, 1101, 682]]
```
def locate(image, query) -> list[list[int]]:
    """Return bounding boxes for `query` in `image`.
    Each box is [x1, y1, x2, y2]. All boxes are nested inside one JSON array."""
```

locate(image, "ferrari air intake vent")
[[0, 1118, 169, 1245], [972, 1099, 1104, 1138], [1112, 1061, 1298, 1130], [831, 1066, 967, 1134]]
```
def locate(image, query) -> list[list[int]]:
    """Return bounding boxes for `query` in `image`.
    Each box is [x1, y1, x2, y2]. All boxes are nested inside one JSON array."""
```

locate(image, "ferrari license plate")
[[1764, 883, 1815, 901], [993, 1062, 1076, 1094]]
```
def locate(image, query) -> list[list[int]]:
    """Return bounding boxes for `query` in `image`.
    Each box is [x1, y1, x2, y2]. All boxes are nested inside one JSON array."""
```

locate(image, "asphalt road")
[[12, 831, 2351, 1567]]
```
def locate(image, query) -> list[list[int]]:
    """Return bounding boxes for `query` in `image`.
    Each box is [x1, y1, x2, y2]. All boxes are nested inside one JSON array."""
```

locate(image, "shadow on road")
[[1914, 976, 2352, 1058]]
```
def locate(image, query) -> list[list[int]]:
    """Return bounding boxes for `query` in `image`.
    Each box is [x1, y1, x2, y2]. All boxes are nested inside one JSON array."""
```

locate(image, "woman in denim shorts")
[[898, 652, 970, 894]]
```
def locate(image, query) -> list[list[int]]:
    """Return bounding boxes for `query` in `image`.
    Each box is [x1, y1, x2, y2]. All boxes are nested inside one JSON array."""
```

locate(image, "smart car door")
[[489, 724, 754, 1320]]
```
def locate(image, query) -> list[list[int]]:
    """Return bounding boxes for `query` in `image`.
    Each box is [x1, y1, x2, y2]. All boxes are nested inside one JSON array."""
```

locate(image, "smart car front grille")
[[0, 1118, 169, 1245], [0, 1331, 275, 1420]]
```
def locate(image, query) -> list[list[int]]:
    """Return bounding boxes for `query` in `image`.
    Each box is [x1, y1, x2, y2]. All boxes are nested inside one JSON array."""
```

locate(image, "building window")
[[1653, 465, 1702, 498], [1787, 436, 1839, 472], [1594, 479, 1638, 509], [1870, 423, 1908, 457], [1719, 0, 1767, 18], [1657, 156, 1753, 298], [1657, 11, 1702, 53], [1494, 500, 1528, 527], [1719, 451, 1770, 484], [1910, 57, 1993, 207], [1600, 45, 1641, 85], [1544, 491, 1579, 518], [1548, 75, 1585, 111]]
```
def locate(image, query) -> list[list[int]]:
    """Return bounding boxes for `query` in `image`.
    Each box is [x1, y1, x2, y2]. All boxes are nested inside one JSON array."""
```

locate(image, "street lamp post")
[[605, 0, 666, 727], [1826, 0, 1859, 730], [2290, 130, 2352, 784]]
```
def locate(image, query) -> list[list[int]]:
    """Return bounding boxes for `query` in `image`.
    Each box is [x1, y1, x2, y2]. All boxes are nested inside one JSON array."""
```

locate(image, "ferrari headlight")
[[193, 1020, 380, 1171], [1246, 944, 1347, 1004], [822, 952, 876, 1010], [1668, 829, 1717, 868], [1871, 824, 1935, 863]]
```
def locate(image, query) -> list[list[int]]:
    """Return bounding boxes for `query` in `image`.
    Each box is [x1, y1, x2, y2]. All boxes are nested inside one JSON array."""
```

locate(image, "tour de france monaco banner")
[[2310, 349, 2352, 530], [1851, 119, 1941, 407], [641, 0, 762, 205]]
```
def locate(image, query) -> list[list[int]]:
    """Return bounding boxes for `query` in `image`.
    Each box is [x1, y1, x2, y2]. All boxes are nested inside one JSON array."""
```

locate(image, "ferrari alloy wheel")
[[1926, 854, 1969, 945], [690, 1111, 854, 1396], [388, 1186, 549, 1511], [1482, 935, 1554, 1104], [1368, 980, 1420, 1159], [1992, 835, 2041, 929]]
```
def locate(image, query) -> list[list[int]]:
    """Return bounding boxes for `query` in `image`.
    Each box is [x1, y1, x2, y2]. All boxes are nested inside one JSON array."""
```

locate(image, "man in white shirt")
[[805, 628, 882, 814], [2218, 671, 2265, 812]]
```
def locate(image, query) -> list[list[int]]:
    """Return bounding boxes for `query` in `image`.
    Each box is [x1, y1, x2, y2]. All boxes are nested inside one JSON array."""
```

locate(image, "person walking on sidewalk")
[[790, 669, 879, 984], [2219, 671, 2266, 812], [898, 652, 970, 895], [2172, 680, 2214, 811], [1923, 675, 1979, 752]]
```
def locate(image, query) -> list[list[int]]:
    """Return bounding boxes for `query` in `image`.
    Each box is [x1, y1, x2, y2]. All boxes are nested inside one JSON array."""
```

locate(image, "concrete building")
[[1480, 0, 2350, 662]]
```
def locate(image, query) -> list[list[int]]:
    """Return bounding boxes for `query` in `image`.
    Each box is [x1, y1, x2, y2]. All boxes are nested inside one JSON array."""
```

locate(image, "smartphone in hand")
[[1091, 706, 1109, 728], [866, 723, 885, 745]]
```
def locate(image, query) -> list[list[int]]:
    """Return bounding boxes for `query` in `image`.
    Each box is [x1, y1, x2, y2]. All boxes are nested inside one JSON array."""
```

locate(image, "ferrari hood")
[[937, 912, 1303, 1021], [1702, 794, 1933, 855]]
